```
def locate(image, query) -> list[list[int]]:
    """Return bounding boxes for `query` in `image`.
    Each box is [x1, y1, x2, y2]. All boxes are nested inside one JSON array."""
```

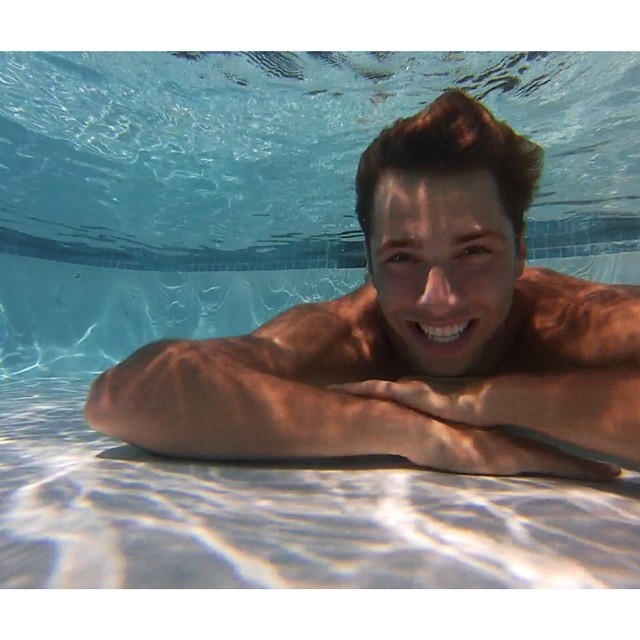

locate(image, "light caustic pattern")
[[2, 378, 640, 588]]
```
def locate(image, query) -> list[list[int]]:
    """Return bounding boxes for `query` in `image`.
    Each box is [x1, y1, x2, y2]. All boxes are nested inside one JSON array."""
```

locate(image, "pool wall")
[[1, 250, 639, 378], [0, 253, 365, 377]]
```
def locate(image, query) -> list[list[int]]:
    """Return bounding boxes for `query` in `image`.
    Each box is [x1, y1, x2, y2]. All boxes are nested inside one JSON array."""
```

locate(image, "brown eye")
[[388, 252, 412, 263], [463, 246, 490, 255], [460, 246, 493, 260]]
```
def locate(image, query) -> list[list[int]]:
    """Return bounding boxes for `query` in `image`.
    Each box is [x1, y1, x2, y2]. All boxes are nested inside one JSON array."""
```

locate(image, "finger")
[[474, 429, 621, 482], [329, 380, 395, 398], [532, 458, 621, 482], [520, 445, 621, 482], [331, 380, 441, 418]]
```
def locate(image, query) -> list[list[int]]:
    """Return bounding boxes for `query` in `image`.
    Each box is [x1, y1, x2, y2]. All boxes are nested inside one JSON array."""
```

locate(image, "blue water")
[[1, 52, 640, 588], [1, 51, 639, 378], [1, 52, 639, 271]]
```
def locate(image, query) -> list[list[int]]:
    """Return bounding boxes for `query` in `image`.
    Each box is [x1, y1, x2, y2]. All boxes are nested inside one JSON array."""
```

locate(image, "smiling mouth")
[[415, 320, 472, 344]]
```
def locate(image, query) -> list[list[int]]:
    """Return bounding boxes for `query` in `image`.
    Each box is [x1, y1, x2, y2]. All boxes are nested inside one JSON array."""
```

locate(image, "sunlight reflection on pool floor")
[[2, 378, 639, 588]]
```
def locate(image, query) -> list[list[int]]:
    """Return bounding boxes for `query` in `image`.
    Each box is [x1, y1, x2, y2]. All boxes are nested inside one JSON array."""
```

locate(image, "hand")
[[405, 418, 620, 481], [331, 377, 493, 427], [331, 379, 620, 481]]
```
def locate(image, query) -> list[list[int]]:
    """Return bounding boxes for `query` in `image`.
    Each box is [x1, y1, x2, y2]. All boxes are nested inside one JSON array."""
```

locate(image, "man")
[[84, 91, 640, 481]]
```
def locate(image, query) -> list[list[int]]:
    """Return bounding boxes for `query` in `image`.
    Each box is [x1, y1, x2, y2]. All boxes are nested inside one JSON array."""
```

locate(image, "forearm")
[[483, 370, 640, 463], [85, 341, 621, 481], [84, 340, 417, 461]]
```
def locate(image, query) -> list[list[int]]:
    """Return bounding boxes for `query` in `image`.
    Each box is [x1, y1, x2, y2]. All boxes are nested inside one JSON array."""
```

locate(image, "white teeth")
[[418, 321, 470, 343]]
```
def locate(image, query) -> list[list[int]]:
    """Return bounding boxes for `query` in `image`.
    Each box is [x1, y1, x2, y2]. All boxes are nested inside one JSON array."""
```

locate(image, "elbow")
[[84, 340, 178, 436], [83, 340, 205, 455], [84, 369, 121, 438], [84, 372, 106, 427], [84, 370, 162, 452], [84, 341, 227, 456], [84, 360, 147, 445]]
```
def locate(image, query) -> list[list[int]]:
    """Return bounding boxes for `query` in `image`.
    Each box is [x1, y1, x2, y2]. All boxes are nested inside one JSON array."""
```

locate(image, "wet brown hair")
[[355, 90, 543, 251]]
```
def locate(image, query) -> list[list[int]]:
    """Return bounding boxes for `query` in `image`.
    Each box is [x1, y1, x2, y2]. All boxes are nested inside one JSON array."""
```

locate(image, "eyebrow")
[[377, 228, 507, 253], [451, 228, 508, 244], [377, 237, 423, 253]]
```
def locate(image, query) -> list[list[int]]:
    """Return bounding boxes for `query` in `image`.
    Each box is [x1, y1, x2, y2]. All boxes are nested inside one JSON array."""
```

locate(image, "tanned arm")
[[85, 286, 405, 459], [85, 282, 619, 480], [473, 369, 640, 463], [486, 270, 640, 464]]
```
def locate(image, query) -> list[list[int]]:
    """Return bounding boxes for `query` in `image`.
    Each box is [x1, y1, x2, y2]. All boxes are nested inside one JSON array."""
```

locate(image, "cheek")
[[373, 281, 400, 312], [472, 268, 517, 315], [453, 263, 515, 306], [373, 271, 417, 306]]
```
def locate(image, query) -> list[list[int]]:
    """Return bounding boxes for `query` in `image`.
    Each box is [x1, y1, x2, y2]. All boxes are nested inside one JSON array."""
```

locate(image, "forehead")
[[371, 170, 511, 244]]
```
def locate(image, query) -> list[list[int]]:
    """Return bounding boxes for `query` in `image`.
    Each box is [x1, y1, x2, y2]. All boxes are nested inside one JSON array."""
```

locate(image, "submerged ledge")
[[2, 377, 640, 588]]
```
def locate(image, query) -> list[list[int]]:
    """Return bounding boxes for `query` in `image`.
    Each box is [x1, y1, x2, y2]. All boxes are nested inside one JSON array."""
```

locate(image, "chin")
[[412, 359, 476, 378]]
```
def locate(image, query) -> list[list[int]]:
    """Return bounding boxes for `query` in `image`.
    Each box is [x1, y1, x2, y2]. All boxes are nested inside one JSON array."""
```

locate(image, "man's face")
[[369, 170, 525, 377]]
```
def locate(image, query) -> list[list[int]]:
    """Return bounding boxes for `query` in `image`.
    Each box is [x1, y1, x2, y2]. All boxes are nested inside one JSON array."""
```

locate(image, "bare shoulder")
[[512, 267, 640, 369], [253, 283, 380, 340], [252, 283, 399, 383], [517, 266, 640, 297]]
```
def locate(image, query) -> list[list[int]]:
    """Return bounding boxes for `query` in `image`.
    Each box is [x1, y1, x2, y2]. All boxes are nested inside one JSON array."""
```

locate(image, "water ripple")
[[1, 378, 640, 588]]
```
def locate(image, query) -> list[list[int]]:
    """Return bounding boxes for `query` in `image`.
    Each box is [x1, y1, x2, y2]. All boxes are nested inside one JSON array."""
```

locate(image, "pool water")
[[1, 52, 640, 588]]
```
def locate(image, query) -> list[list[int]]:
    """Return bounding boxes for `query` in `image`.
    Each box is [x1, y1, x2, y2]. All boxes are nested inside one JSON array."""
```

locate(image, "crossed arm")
[[333, 368, 640, 468], [84, 287, 619, 481], [331, 275, 640, 469]]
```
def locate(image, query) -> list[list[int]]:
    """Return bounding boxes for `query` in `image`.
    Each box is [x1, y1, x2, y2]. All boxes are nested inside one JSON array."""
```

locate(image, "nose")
[[417, 265, 458, 311]]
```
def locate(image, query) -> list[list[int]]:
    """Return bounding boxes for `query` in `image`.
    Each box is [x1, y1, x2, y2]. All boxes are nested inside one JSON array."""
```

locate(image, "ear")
[[516, 236, 526, 277], [365, 242, 376, 286], [366, 263, 376, 287]]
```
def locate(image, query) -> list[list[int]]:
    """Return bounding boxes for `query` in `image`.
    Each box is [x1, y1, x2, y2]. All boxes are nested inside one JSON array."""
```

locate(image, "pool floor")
[[1, 377, 640, 588]]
